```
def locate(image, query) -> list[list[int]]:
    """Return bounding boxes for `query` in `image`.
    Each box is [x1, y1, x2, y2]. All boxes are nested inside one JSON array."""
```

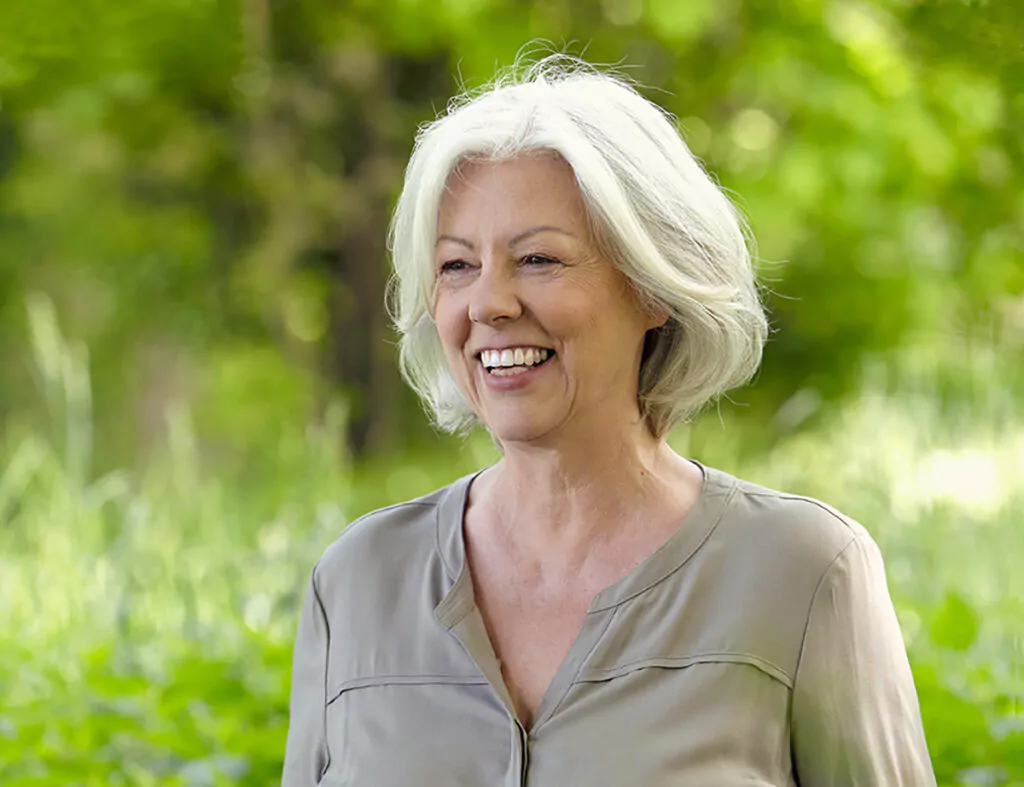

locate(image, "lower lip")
[[479, 357, 553, 391]]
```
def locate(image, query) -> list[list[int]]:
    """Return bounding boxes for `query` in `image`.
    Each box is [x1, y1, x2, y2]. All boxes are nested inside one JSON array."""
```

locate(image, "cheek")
[[433, 297, 469, 361]]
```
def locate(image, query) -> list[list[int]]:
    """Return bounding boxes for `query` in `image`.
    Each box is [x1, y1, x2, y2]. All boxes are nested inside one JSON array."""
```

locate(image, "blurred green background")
[[1, 0, 1022, 784]]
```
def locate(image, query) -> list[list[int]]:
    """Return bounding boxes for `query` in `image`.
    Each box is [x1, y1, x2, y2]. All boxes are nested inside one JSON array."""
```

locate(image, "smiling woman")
[[389, 59, 768, 440], [282, 54, 936, 786], [432, 155, 668, 445]]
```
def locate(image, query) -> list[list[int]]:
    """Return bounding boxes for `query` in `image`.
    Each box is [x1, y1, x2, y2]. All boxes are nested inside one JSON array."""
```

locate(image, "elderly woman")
[[282, 57, 935, 786]]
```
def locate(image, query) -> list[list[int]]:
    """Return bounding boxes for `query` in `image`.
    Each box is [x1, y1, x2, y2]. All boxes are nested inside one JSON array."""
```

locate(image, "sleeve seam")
[[740, 489, 860, 536], [789, 531, 863, 703], [786, 523, 868, 745], [310, 560, 333, 777], [338, 500, 436, 541]]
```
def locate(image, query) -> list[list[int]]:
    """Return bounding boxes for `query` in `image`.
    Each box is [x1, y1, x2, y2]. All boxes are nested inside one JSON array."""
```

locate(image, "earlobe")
[[646, 305, 670, 331], [627, 282, 670, 331]]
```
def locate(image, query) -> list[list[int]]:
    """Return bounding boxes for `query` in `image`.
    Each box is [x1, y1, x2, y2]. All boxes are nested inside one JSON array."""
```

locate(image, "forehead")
[[437, 154, 590, 234]]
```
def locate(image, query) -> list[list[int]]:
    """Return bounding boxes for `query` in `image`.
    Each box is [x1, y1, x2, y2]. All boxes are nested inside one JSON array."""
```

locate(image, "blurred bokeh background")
[[1, 0, 1022, 783]]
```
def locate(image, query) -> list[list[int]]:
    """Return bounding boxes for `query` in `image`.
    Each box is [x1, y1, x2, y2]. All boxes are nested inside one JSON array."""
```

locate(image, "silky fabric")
[[282, 463, 935, 786]]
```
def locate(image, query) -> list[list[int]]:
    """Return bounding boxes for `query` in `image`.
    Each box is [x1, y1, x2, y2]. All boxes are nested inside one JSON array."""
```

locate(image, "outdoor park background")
[[0, 0, 1022, 783]]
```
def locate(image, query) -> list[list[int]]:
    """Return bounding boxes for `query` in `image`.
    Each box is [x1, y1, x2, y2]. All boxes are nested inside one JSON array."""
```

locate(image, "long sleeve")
[[791, 533, 936, 786], [282, 565, 331, 786]]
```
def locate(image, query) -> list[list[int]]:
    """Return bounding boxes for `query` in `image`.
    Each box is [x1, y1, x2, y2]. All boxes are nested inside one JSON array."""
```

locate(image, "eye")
[[521, 253, 558, 267], [438, 259, 471, 275]]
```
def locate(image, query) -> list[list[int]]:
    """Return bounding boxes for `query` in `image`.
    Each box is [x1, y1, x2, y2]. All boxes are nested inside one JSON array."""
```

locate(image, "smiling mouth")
[[478, 347, 555, 376]]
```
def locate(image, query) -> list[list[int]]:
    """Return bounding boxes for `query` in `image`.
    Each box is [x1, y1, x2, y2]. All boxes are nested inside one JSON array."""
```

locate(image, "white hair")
[[387, 54, 769, 438]]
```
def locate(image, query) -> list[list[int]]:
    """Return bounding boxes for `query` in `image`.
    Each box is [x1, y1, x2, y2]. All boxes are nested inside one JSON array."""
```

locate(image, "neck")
[[473, 417, 697, 575]]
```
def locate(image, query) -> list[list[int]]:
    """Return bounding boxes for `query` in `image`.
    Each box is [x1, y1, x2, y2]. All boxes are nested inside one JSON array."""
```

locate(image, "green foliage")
[[932, 593, 981, 653], [1, 0, 1022, 783], [1, 0, 1021, 463]]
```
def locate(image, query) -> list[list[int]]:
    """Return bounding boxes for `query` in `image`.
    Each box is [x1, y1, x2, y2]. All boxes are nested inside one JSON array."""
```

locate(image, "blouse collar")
[[434, 462, 738, 625]]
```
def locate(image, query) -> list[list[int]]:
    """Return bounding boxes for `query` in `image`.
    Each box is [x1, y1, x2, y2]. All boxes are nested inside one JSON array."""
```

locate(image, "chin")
[[481, 411, 561, 445]]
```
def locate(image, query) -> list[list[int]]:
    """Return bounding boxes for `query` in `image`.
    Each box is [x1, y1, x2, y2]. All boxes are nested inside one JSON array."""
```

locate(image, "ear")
[[644, 303, 670, 331]]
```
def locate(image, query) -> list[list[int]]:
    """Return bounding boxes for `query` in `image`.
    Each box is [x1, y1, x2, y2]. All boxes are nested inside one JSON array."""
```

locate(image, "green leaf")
[[931, 592, 980, 651]]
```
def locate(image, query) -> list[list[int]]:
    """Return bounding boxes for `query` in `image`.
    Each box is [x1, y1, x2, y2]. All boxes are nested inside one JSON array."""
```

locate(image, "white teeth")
[[480, 346, 553, 369]]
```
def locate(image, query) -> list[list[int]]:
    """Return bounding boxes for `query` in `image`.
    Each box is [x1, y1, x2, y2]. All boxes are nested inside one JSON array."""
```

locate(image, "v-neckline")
[[433, 461, 737, 732]]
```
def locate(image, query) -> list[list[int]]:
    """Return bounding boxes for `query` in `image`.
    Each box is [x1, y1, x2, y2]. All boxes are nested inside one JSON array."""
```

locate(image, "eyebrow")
[[435, 226, 576, 250]]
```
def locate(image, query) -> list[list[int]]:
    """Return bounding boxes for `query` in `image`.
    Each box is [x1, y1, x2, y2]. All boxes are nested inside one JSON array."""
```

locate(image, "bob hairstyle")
[[388, 55, 769, 439]]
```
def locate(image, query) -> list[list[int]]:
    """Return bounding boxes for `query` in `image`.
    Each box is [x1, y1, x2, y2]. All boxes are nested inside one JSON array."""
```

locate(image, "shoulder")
[[686, 468, 888, 680], [698, 467, 885, 625], [301, 474, 484, 688], [712, 468, 874, 577], [324, 485, 445, 560], [310, 481, 453, 604]]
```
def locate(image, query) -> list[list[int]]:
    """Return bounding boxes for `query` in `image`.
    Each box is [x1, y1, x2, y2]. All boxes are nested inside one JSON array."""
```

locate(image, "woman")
[[283, 56, 935, 786]]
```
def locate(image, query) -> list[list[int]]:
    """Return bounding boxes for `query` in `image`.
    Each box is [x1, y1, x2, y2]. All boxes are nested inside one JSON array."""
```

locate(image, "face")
[[433, 154, 666, 446]]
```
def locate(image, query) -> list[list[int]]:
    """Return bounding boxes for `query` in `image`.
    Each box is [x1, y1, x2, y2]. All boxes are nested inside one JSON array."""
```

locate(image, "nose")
[[468, 265, 522, 325]]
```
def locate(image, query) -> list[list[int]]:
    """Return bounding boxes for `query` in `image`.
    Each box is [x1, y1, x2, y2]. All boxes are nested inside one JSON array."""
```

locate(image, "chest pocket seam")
[[575, 652, 793, 689], [322, 674, 495, 785], [326, 674, 489, 706]]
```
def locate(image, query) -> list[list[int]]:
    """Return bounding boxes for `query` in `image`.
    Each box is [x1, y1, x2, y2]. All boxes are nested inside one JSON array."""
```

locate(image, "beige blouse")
[[282, 464, 936, 786]]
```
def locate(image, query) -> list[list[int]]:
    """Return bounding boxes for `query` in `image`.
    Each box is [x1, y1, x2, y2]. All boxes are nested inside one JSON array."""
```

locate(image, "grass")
[[1, 301, 1021, 785]]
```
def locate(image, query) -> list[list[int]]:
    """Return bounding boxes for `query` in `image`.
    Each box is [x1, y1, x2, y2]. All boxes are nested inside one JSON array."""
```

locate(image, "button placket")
[[507, 718, 529, 787]]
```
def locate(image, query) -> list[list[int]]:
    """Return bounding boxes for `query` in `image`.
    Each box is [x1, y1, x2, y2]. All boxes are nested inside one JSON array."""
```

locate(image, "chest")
[[472, 576, 590, 722], [464, 528, 685, 726]]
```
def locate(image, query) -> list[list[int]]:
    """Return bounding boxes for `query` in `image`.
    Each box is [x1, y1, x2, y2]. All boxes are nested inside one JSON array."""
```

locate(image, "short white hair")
[[388, 55, 768, 438]]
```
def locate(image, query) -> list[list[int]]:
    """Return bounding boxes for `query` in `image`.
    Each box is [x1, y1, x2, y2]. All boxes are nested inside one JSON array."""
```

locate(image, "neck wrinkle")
[[470, 429, 699, 580]]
